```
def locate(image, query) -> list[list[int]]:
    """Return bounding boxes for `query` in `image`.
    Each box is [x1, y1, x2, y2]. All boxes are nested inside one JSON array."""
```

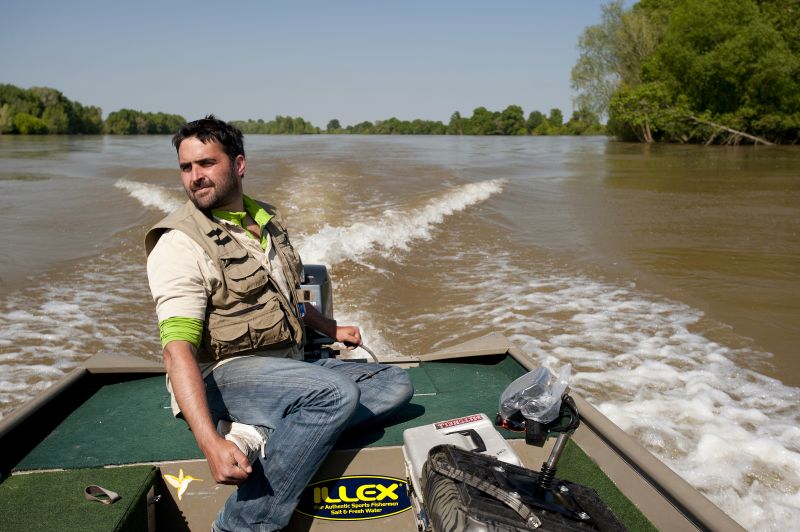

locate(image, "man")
[[145, 115, 413, 531]]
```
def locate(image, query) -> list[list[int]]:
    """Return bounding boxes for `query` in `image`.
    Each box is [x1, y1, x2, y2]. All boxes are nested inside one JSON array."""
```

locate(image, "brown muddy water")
[[0, 135, 798, 530]]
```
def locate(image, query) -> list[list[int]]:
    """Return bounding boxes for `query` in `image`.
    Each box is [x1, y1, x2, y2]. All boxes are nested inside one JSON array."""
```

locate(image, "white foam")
[[331, 306, 400, 361], [296, 179, 505, 266], [0, 253, 161, 419], [114, 176, 505, 269], [115, 179, 182, 213]]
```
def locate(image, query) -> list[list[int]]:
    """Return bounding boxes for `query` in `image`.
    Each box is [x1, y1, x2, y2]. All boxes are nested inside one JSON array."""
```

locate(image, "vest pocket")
[[220, 249, 268, 298], [207, 320, 252, 358], [248, 305, 292, 351], [206, 302, 292, 360]]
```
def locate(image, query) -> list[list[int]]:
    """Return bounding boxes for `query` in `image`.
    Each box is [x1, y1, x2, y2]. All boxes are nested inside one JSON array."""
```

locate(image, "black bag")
[[421, 444, 626, 532]]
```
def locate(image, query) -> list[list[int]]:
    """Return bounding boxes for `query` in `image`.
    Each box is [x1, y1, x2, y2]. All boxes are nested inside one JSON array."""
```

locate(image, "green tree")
[[466, 107, 499, 135], [42, 105, 69, 133], [74, 103, 103, 133], [348, 121, 375, 134], [564, 107, 604, 135], [498, 105, 526, 135], [533, 120, 554, 136], [576, 0, 800, 143], [757, 0, 800, 54], [548, 108, 564, 129], [326, 119, 341, 132], [607, 82, 683, 142], [13, 113, 48, 134], [0, 83, 104, 134], [105, 109, 140, 134], [232, 116, 320, 135], [571, 0, 659, 118], [646, 0, 798, 117], [447, 111, 464, 134], [105, 109, 185, 134], [0, 103, 15, 133], [412, 119, 446, 135], [526, 111, 545, 134]]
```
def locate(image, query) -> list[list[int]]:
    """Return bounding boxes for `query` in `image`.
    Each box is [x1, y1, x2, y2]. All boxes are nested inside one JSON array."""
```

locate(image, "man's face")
[[178, 136, 245, 211]]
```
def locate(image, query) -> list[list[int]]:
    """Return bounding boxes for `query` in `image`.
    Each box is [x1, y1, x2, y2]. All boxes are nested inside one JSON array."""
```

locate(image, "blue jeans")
[[204, 356, 414, 531]]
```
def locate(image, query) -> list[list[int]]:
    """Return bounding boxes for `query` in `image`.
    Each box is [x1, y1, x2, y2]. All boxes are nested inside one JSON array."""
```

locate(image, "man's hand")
[[302, 304, 363, 349], [201, 435, 252, 485], [335, 325, 362, 350]]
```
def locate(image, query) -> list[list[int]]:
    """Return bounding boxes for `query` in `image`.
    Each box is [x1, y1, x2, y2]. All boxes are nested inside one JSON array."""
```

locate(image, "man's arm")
[[163, 340, 251, 484], [301, 303, 362, 349]]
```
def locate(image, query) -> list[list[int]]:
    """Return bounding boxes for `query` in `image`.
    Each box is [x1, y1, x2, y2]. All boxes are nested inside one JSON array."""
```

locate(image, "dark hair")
[[172, 114, 245, 161]]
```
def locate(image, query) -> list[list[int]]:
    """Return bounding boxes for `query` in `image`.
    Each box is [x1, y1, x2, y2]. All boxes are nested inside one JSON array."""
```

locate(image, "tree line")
[[1, 83, 601, 137], [0, 84, 185, 135], [0, 84, 103, 134], [572, 0, 799, 144], [235, 106, 602, 136], [443, 106, 602, 136]]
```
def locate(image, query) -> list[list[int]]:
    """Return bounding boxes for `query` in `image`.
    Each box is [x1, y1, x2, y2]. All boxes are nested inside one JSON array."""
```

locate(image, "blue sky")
[[1, 1, 616, 127]]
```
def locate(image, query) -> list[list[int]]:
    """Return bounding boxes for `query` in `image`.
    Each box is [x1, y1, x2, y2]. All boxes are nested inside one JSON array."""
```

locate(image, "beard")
[[186, 167, 241, 211]]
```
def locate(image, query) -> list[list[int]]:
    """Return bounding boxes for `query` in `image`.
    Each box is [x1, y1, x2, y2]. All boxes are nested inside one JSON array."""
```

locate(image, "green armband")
[[159, 317, 203, 349]]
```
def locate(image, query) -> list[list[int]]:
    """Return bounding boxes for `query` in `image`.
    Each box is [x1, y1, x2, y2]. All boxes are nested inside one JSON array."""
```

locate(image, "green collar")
[[212, 195, 274, 250]]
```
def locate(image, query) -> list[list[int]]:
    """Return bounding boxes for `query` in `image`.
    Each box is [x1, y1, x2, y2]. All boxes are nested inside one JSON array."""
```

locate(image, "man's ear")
[[235, 154, 246, 178]]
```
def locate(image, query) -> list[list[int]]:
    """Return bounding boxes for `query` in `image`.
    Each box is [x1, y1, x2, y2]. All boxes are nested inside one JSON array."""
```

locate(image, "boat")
[[0, 266, 744, 531], [0, 332, 745, 531]]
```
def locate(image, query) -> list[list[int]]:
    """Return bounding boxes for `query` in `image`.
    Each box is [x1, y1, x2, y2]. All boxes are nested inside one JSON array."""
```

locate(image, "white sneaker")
[[218, 420, 267, 464]]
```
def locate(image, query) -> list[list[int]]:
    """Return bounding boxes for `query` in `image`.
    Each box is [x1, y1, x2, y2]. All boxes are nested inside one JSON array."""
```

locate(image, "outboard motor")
[[299, 264, 335, 359]]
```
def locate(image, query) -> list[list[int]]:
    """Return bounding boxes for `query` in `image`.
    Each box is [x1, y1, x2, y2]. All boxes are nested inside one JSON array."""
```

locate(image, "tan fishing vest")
[[145, 200, 306, 364]]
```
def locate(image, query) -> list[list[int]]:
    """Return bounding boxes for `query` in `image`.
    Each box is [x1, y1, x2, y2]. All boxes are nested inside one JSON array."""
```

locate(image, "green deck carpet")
[[17, 356, 523, 469], [16, 376, 202, 470], [0, 466, 158, 532], [558, 440, 657, 532], [338, 355, 529, 448]]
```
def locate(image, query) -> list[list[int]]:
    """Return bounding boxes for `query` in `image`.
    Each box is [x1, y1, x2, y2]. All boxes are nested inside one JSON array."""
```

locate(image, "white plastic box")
[[402, 413, 522, 503]]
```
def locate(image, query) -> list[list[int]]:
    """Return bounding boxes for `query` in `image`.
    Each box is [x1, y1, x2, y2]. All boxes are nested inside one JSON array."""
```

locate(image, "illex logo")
[[295, 475, 411, 520]]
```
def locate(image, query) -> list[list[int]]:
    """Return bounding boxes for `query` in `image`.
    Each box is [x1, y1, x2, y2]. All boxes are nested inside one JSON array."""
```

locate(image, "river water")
[[1, 135, 798, 530]]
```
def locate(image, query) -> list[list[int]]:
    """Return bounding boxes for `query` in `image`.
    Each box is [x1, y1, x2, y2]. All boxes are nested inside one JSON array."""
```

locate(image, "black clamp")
[[496, 394, 580, 447]]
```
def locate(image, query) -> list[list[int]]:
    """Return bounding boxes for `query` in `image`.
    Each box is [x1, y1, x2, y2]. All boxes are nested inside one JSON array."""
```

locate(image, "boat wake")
[[114, 178, 506, 269], [296, 179, 505, 265], [0, 253, 159, 418], [115, 179, 183, 214]]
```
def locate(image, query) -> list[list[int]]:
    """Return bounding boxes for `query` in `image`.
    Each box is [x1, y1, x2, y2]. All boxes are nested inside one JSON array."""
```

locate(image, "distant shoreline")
[[1, 83, 603, 137]]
